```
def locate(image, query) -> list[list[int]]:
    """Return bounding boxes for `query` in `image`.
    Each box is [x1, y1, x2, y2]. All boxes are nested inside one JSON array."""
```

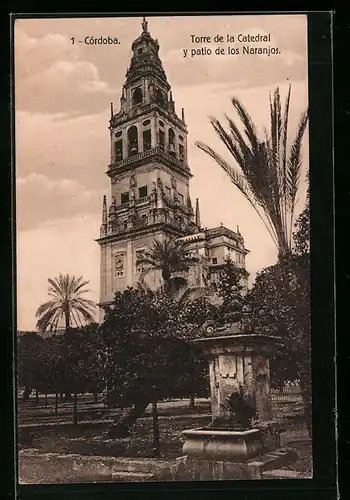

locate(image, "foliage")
[[61, 323, 104, 395], [214, 256, 247, 319], [17, 332, 44, 394], [99, 287, 209, 409], [195, 85, 308, 259], [135, 238, 197, 292], [210, 385, 256, 430], [247, 255, 310, 374], [245, 191, 311, 432], [293, 182, 310, 256], [17, 324, 104, 397], [35, 274, 96, 333]]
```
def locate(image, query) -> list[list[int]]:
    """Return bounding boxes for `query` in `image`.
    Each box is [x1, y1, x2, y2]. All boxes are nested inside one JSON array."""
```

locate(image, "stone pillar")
[[137, 123, 143, 153], [110, 128, 114, 163], [122, 130, 128, 159], [151, 118, 157, 148], [193, 333, 279, 423], [126, 240, 133, 287]]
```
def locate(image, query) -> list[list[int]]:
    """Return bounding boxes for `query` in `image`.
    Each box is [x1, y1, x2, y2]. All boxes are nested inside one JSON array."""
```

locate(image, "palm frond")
[[174, 285, 207, 307], [195, 85, 308, 260], [286, 110, 309, 247], [195, 140, 280, 248], [135, 237, 198, 290], [230, 97, 259, 151], [281, 84, 292, 231], [36, 273, 96, 333], [35, 300, 60, 318]]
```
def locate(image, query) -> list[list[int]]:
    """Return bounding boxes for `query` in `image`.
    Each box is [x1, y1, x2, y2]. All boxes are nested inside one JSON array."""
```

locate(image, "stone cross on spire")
[[142, 16, 148, 33]]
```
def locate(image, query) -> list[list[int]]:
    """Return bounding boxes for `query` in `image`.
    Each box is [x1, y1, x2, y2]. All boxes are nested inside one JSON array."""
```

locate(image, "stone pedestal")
[[193, 334, 280, 423], [177, 331, 294, 480]]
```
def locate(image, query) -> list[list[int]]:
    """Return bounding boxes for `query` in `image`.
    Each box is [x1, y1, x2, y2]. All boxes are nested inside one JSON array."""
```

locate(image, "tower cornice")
[[95, 220, 192, 245]]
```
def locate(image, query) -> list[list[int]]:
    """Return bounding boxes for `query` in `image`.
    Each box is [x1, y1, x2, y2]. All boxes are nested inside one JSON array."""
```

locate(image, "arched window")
[[168, 128, 176, 155], [155, 88, 165, 107], [143, 129, 151, 151], [115, 140, 123, 161], [132, 87, 143, 106], [127, 126, 138, 155], [179, 144, 185, 162]]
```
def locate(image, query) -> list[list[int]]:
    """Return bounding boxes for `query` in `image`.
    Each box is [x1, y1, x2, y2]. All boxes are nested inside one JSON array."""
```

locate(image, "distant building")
[[96, 18, 249, 311]]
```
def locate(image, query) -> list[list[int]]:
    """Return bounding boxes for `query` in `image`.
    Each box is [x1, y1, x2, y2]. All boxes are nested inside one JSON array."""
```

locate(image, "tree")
[[98, 287, 209, 437], [195, 85, 308, 260], [35, 274, 96, 333], [60, 323, 103, 424], [293, 181, 310, 257], [214, 256, 248, 319], [135, 238, 197, 293], [245, 193, 311, 435], [34, 337, 64, 407], [17, 332, 43, 400]]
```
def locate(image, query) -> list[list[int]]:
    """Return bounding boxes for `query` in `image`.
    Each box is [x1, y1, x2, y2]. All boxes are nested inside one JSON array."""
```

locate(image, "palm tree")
[[135, 238, 197, 293], [35, 274, 96, 333], [195, 85, 308, 261]]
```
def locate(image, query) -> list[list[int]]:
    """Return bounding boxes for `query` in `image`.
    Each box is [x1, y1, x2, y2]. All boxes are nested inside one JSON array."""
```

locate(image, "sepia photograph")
[[15, 13, 311, 484]]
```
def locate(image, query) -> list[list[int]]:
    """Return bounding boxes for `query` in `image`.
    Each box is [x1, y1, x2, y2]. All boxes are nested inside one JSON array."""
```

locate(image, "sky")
[[15, 14, 309, 331]]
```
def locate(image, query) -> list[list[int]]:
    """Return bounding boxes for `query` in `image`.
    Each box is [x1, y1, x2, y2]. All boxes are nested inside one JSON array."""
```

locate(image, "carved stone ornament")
[[129, 174, 137, 188]]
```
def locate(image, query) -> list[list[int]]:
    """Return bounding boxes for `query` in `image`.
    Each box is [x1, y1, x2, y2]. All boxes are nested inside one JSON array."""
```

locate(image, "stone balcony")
[[100, 212, 192, 240], [107, 147, 191, 178]]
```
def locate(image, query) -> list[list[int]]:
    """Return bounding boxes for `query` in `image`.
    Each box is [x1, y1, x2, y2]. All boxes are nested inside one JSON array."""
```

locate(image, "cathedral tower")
[[96, 18, 199, 308]]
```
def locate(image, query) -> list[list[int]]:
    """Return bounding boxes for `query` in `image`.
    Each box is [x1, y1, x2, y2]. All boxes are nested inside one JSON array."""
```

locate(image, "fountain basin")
[[182, 427, 264, 462]]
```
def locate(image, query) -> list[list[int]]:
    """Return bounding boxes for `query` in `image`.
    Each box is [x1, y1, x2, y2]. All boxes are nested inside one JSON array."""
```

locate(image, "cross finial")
[[142, 16, 148, 32]]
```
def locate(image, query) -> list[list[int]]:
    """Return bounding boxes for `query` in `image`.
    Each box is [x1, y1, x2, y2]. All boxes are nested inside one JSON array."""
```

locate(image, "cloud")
[[16, 173, 104, 231], [15, 27, 116, 113], [15, 109, 110, 186], [14, 27, 81, 79]]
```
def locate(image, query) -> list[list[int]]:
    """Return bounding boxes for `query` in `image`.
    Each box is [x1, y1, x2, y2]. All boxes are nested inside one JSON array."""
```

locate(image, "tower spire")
[[195, 198, 201, 229], [102, 195, 107, 225], [142, 16, 148, 33]]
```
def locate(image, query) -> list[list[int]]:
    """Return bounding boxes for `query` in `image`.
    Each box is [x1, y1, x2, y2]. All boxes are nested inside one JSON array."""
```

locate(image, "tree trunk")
[[298, 365, 312, 438], [152, 401, 160, 458], [93, 392, 98, 404], [189, 394, 195, 408], [23, 386, 31, 400], [65, 308, 70, 334], [60, 393, 64, 402], [73, 392, 78, 425], [55, 393, 59, 415], [35, 389, 39, 404], [45, 393, 48, 408], [106, 400, 149, 438]]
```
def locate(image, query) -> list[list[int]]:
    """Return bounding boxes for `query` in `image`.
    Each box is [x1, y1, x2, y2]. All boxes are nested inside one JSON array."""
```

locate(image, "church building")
[[96, 18, 249, 310]]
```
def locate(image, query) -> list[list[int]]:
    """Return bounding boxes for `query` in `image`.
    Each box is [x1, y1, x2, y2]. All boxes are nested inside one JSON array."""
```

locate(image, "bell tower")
[[97, 17, 200, 308]]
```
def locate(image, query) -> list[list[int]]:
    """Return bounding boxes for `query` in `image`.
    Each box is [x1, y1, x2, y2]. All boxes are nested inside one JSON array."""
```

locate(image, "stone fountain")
[[173, 306, 298, 481]]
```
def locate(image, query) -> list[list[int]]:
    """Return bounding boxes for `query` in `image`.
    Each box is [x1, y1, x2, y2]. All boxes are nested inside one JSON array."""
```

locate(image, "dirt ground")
[[18, 397, 312, 475]]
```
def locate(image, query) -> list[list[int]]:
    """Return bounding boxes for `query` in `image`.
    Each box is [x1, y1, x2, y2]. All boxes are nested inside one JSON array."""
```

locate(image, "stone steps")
[[111, 471, 156, 482]]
